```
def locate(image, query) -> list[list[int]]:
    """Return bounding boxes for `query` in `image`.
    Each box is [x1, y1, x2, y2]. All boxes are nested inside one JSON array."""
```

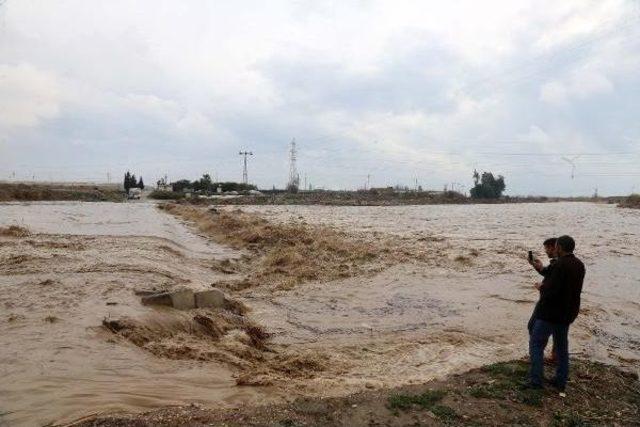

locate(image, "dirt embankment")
[[0, 225, 31, 237], [0, 183, 123, 202], [618, 194, 640, 209], [213, 190, 469, 206], [159, 203, 404, 291], [69, 359, 640, 427], [170, 191, 617, 206]]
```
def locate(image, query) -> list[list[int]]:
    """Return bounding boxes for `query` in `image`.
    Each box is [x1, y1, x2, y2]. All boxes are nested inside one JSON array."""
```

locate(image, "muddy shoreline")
[[69, 359, 640, 427]]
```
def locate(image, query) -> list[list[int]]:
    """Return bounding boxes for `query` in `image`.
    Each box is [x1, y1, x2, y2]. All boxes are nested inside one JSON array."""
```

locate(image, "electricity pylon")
[[287, 139, 299, 191], [239, 151, 253, 184]]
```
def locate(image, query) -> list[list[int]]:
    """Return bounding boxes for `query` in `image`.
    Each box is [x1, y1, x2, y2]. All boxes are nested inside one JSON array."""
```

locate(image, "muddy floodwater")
[[1, 201, 640, 426], [0, 202, 268, 426]]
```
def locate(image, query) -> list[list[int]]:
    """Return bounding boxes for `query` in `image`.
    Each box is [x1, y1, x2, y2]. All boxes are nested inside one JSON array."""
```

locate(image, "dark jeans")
[[527, 303, 540, 333], [529, 305, 557, 356], [529, 319, 569, 388]]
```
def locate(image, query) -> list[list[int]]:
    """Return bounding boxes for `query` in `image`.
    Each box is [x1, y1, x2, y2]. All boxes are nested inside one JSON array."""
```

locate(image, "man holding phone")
[[528, 238, 559, 361], [527, 235, 586, 392]]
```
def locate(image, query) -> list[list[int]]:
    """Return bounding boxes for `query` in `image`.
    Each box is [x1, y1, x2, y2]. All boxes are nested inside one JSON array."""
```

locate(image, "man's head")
[[556, 235, 576, 256], [543, 237, 558, 258]]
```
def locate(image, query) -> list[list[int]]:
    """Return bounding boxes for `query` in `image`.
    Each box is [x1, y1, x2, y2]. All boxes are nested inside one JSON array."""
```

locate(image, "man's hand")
[[532, 259, 543, 271], [534, 282, 542, 291]]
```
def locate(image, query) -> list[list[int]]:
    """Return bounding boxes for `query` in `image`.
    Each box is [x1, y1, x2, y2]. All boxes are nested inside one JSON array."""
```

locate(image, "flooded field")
[[242, 203, 640, 371], [1, 201, 639, 426]]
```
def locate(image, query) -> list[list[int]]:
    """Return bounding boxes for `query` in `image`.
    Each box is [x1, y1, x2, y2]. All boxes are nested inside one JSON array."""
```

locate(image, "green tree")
[[138, 177, 144, 190], [199, 174, 213, 192], [470, 170, 506, 199], [124, 171, 131, 193], [172, 179, 192, 192]]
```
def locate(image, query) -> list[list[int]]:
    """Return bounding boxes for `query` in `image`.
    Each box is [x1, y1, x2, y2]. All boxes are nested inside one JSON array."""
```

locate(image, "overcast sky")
[[0, 0, 639, 195]]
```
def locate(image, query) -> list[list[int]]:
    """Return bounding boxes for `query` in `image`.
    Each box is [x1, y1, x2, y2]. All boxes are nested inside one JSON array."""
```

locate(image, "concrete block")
[[141, 292, 173, 307], [141, 289, 196, 310], [195, 288, 225, 308], [169, 290, 196, 310]]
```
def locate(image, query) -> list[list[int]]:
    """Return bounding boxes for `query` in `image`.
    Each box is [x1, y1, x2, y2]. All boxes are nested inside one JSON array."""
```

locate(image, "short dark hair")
[[557, 235, 575, 253], [543, 237, 557, 247]]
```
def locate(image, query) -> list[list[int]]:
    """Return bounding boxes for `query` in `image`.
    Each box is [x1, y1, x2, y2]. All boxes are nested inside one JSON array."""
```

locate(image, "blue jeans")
[[529, 319, 569, 388]]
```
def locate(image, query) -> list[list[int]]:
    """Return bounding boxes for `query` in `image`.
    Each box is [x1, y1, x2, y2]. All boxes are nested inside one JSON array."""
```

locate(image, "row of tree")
[[171, 174, 257, 193], [130, 170, 504, 198], [124, 171, 144, 192]]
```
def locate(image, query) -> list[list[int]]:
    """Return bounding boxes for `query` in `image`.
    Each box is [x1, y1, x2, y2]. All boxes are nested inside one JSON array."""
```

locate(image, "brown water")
[[0, 202, 272, 426], [1, 201, 639, 425], [240, 203, 640, 388]]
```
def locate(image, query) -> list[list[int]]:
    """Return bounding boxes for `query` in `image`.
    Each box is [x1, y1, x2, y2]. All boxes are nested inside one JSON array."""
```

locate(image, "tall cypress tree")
[[124, 171, 131, 193]]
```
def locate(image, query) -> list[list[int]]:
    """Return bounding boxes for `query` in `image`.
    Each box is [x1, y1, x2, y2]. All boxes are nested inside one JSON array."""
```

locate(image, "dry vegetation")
[[619, 194, 640, 209], [0, 183, 123, 202], [0, 225, 31, 237], [160, 203, 395, 290], [211, 190, 468, 206]]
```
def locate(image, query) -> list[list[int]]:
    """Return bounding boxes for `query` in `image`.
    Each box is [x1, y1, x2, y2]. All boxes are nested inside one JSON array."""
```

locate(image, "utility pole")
[[239, 150, 253, 185]]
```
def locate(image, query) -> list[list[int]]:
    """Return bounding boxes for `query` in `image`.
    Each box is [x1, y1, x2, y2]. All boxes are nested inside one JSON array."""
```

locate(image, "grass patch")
[[481, 361, 529, 377], [469, 383, 505, 399], [387, 390, 459, 422], [430, 404, 459, 422], [388, 389, 446, 411], [470, 361, 543, 407], [516, 388, 544, 407]]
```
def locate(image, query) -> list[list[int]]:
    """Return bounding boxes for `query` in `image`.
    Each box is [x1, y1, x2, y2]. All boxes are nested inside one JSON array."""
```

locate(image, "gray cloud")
[[0, 0, 639, 195]]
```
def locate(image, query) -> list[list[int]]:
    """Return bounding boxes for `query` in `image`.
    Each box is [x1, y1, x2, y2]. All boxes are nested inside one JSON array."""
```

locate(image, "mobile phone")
[[528, 250, 533, 262]]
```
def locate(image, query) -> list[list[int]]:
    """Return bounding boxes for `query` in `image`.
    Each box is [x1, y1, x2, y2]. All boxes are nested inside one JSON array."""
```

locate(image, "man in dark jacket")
[[527, 237, 558, 334], [528, 235, 585, 392], [528, 238, 559, 362]]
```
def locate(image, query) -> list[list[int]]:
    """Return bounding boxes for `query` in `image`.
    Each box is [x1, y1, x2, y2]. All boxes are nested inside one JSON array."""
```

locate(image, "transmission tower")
[[239, 150, 253, 184], [287, 138, 299, 191]]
